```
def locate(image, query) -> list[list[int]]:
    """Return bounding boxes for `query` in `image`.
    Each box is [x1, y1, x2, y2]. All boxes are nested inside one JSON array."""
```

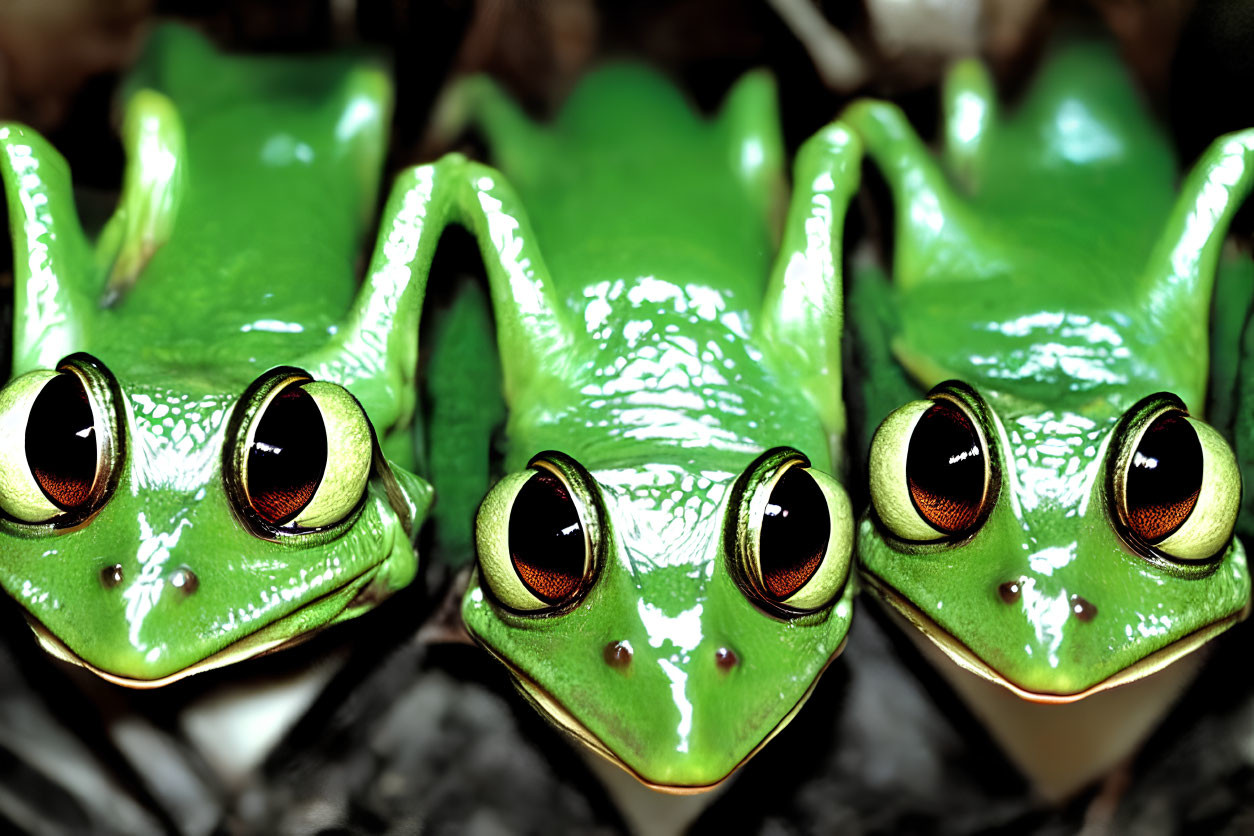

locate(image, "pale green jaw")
[[27, 563, 387, 689], [474, 630, 848, 795], [862, 570, 1250, 704]]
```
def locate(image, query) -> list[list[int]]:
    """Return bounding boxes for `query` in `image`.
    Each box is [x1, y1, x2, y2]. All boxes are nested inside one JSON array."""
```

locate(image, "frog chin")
[[861, 570, 1250, 703], [25, 537, 410, 689], [472, 634, 845, 795]]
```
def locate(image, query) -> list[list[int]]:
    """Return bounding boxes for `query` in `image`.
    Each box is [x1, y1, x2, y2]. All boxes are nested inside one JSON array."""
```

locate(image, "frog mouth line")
[[470, 631, 847, 795], [25, 562, 389, 690], [861, 569, 1250, 704]]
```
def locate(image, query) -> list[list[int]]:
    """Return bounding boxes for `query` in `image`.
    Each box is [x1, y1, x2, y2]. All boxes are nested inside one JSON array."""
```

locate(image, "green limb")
[[1142, 130, 1254, 361], [96, 89, 186, 304], [300, 152, 581, 447], [716, 70, 787, 234], [760, 120, 861, 469], [841, 98, 1006, 292], [0, 123, 96, 374], [941, 58, 997, 192]]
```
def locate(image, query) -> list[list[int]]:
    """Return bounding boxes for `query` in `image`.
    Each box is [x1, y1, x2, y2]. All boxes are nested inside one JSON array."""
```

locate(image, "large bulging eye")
[[236, 376, 373, 531], [509, 472, 586, 603], [1113, 404, 1238, 561], [732, 450, 853, 614], [29, 373, 99, 509], [760, 467, 829, 599], [1123, 413, 1199, 542], [475, 455, 598, 613], [0, 366, 114, 524], [869, 395, 992, 542], [247, 385, 324, 524]]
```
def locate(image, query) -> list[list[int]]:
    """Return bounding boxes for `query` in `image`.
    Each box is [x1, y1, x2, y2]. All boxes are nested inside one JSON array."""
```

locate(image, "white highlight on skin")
[[122, 511, 192, 659], [637, 600, 704, 654], [656, 658, 694, 754], [1131, 611, 1175, 639], [1019, 576, 1072, 669], [1050, 98, 1123, 164], [596, 466, 732, 572], [740, 137, 764, 171], [971, 312, 1134, 388], [1027, 542, 1077, 578], [1005, 410, 1107, 515], [907, 171, 945, 234], [129, 390, 231, 493], [1013, 579, 1073, 671], [574, 288, 771, 450], [240, 319, 305, 333], [336, 97, 379, 143], [1167, 137, 1252, 285], [260, 134, 315, 165], [951, 89, 987, 146], [3, 133, 80, 368], [309, 164, 434, 389]]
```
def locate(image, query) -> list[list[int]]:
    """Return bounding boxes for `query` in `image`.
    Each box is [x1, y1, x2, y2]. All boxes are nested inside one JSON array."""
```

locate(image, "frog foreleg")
[[761, 121, 862, 464], [0, 125, 96, 373], [300, 153, 580, 466]]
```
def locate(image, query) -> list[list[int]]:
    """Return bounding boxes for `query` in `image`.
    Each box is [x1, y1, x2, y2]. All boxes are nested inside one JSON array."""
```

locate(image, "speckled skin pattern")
[[847, 41, 1254, 697], [407, 67, 864, 789], [0, 26, 433, 684]]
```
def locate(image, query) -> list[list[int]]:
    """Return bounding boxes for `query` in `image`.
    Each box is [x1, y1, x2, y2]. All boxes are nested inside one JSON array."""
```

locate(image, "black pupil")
[[759, 467, 829, 600], [906, 401, 986, 534], [247, 386, 327, 526], [508, 471, 585, 604], [1125, 412, 1202, 543], [26, 372, 98, 510]]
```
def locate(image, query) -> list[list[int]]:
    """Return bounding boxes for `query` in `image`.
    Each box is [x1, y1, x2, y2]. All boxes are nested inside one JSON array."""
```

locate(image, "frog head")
[[0, 25, 432, 686], [845, 41, 1254, 699], [435, 68, 861, 789]]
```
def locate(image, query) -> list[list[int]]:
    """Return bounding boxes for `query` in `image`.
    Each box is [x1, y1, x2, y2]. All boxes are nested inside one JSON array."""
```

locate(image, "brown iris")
[[906, 401, 987, 534], [508, 471, 586, 604], [1124, 412, 1201, 543], [26, 373, 99, 510], [759, 467, 828, 600], [246, 386, 327, 526]]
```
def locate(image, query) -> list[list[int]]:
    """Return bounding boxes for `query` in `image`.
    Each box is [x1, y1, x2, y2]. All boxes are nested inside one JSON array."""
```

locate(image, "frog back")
[[475, 65, 778, 310], [464, 66, 831, 470], [90, 24, 390, 370]]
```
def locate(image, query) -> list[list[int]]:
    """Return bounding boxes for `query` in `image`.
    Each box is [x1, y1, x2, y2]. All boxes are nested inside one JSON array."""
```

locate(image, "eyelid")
[[0, 356, 125, 527], [868, 400, 943, 541], [474, 453, 606, 615], [772, 465, 853, 612], [727, 447, 855, 616]]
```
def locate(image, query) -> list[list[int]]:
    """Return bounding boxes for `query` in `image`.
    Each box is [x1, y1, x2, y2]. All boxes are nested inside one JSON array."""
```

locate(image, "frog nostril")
[[170, 567, 199, 596], [715, 647, 738, 671], [100, 564, 124, 589], [603, 640, 632, 669], [997, 580, 1022, 604], [1070, 593, 1097, 622]]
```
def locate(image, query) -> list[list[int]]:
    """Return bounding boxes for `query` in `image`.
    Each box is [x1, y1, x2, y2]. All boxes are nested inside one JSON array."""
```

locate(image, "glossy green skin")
[[422, 68, 860, 788], [847, 41, 1254, 696], [0, 26, 432, 683]]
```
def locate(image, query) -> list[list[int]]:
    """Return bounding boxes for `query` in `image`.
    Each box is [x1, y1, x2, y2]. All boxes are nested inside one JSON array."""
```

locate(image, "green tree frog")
[[405, 67, 862, 791], [0, 25, 434, 687], [845, 41, 1254, 798]]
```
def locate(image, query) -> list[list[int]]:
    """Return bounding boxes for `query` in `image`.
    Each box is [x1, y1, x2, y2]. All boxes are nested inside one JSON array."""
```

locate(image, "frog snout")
[[601, 639, 741, 674], [996, 578, 1099, 622], [98, 563, 199, 597]]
